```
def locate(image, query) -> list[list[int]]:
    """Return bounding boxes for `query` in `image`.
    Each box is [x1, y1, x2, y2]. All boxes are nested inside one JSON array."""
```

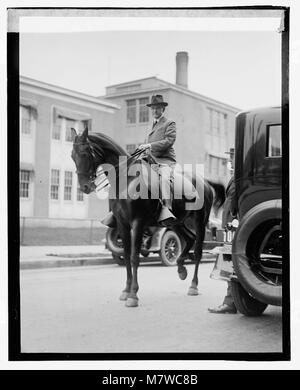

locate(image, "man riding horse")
[[101, 94, 178, 227], [71, 98, 225, 307]]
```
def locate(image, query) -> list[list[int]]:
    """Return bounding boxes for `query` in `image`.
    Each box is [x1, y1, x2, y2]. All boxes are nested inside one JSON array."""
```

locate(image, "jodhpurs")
[[152, 163, 175, 210]]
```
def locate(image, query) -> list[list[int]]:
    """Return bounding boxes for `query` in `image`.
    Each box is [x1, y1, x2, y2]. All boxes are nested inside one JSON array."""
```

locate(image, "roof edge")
[[105, 76, 241, 112], [20, 75, 120, 110]]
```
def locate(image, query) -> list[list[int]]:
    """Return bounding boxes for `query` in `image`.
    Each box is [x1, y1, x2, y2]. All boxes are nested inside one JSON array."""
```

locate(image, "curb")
[[20, 253, 216, 270], [20, 256, 115, 270]]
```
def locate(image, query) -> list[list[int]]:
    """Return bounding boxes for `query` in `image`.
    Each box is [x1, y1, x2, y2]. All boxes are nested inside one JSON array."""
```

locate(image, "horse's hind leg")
[[174, 227, 194, 281], [188, 221, 206, 296]]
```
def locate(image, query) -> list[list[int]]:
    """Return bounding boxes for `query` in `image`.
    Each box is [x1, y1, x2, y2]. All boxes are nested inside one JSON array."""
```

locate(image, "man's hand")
[[138, 143, 151, 151]]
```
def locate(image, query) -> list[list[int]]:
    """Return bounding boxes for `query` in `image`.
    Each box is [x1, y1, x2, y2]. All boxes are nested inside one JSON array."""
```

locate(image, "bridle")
[[73, 143, 98, 184], [74, 141, 149, 192]]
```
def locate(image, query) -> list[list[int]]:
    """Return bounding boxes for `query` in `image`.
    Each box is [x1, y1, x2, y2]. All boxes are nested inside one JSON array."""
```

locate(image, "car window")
[[267, 124, 282, 157]]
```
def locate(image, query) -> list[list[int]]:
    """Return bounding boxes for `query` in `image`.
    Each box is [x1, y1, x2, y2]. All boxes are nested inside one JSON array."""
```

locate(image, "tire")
[[232, 200, 282, 306], [106, 227, 124, 256], [231, 281, 268, 316], [160, 230, 182, 266]]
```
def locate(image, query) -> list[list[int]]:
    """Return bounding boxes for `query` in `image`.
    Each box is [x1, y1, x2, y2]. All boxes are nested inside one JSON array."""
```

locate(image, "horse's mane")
[[87, 132, 129, 157]]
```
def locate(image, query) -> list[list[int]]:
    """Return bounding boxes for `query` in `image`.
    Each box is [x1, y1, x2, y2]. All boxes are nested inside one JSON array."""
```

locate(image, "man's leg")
[[157, 164, 177, 226], [223, 282, 236, 309], [208, 282, 237, 314], [160, 165, 173, 209]]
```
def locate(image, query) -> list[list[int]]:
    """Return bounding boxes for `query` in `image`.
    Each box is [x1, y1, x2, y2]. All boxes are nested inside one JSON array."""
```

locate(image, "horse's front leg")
[[126, 218, 144, 308], [118, 224, 132, 301], [188, 220, 206, 296]]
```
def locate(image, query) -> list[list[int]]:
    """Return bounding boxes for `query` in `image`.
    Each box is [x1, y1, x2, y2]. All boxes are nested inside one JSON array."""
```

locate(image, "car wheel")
[[160, 230, 182, 266], [231, 280, 268, 316], [232, 200, 282, 306], [106, 227, 124, 256]]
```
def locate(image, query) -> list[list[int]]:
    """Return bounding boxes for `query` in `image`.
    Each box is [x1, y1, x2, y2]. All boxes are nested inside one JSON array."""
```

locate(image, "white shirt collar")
[[153, 114, 164, 124]]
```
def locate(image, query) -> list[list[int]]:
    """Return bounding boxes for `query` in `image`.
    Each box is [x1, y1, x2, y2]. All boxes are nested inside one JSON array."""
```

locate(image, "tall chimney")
[[176, 51, 188, 88]]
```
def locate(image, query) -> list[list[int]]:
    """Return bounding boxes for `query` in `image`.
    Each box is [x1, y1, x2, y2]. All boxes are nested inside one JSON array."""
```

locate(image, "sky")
[[20, 29, 281, 110]]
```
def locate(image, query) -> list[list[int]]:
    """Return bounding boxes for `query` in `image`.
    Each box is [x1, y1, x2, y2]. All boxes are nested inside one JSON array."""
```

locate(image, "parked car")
[[106, 226, 183, 266], [211, 106, 282, 316], [106, 218, 222, 267]]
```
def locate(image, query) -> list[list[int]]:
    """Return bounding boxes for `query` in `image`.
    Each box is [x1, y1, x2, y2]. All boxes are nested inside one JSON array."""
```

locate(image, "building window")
[[65, 119, 76, 142], [208, 155, 212, 175], [126, 98, 150, 124], [207, 108, 228, 154], [220, 158, 227, 177], [126, 144, 137, 155], [139, 97, 149, 123], [64, 171, 73, 201], [52, 117, 62, 140], [20, 170, 30, 198], [77, 182, 84, 201], [208, 155, 219, 177], [21, 106, 31, 134], [212, 110, 219, 134], [267, 125, 282, 157], [50, 169, 60, 200], [126, 99, 136, 124], [213, 157, 219, 177]]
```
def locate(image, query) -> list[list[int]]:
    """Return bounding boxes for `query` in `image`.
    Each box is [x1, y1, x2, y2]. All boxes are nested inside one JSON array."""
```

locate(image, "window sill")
[[21, 133, 33, 138], [125, 123, 150, 128]]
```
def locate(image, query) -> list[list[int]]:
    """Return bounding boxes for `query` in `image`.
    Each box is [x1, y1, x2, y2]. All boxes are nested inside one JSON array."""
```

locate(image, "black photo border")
[[8, 5, 290, 362]]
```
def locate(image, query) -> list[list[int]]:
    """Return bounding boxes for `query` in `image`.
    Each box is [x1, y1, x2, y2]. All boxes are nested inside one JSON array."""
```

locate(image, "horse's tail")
[[207, 180, 226, 211]]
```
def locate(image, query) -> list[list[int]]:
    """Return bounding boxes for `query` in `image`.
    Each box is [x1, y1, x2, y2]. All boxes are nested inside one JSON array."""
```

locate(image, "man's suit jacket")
[[146, 116, 177, 165]]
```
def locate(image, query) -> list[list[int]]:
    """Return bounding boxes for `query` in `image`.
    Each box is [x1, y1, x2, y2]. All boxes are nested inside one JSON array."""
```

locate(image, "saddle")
[[126, 157, 203, 210]]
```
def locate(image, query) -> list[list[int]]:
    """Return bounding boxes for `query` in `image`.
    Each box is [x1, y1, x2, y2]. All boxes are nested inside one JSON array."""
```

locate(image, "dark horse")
[[71, 127, 225, 307]]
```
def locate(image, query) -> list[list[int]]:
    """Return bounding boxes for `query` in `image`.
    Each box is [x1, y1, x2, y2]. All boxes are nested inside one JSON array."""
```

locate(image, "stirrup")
[[101, 211, 116, 228], [158, 206, 177, 227]]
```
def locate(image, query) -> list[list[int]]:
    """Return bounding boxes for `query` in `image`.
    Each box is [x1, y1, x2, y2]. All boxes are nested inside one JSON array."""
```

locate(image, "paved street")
[[20, 261, 282, 353]]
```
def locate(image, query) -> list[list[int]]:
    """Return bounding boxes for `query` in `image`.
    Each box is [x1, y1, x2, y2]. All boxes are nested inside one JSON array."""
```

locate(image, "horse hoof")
[[125, 297, 139, 307], [178, 267, 188, 280], [187, 287, 199, 296], [119, 291, 129, 301]]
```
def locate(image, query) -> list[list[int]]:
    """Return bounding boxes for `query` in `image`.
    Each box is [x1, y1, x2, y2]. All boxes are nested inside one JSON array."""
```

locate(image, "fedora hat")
[[146, 95, 168, 107]]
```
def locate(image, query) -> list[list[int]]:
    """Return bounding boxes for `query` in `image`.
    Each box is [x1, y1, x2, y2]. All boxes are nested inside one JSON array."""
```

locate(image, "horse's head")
[[71, 126, 104, 194]]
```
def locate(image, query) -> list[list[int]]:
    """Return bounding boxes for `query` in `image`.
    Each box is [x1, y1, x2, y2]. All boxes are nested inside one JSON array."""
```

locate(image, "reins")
[[90, 144, 148, 192]]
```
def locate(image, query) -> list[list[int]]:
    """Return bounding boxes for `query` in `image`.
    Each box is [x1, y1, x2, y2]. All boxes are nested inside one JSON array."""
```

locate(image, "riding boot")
[[101, 211, 117, 228]]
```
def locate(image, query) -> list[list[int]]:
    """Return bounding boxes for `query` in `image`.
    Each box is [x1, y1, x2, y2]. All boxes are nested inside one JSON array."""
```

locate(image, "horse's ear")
[[81, 126, 89, 141], [70, 128, 77, 142]]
